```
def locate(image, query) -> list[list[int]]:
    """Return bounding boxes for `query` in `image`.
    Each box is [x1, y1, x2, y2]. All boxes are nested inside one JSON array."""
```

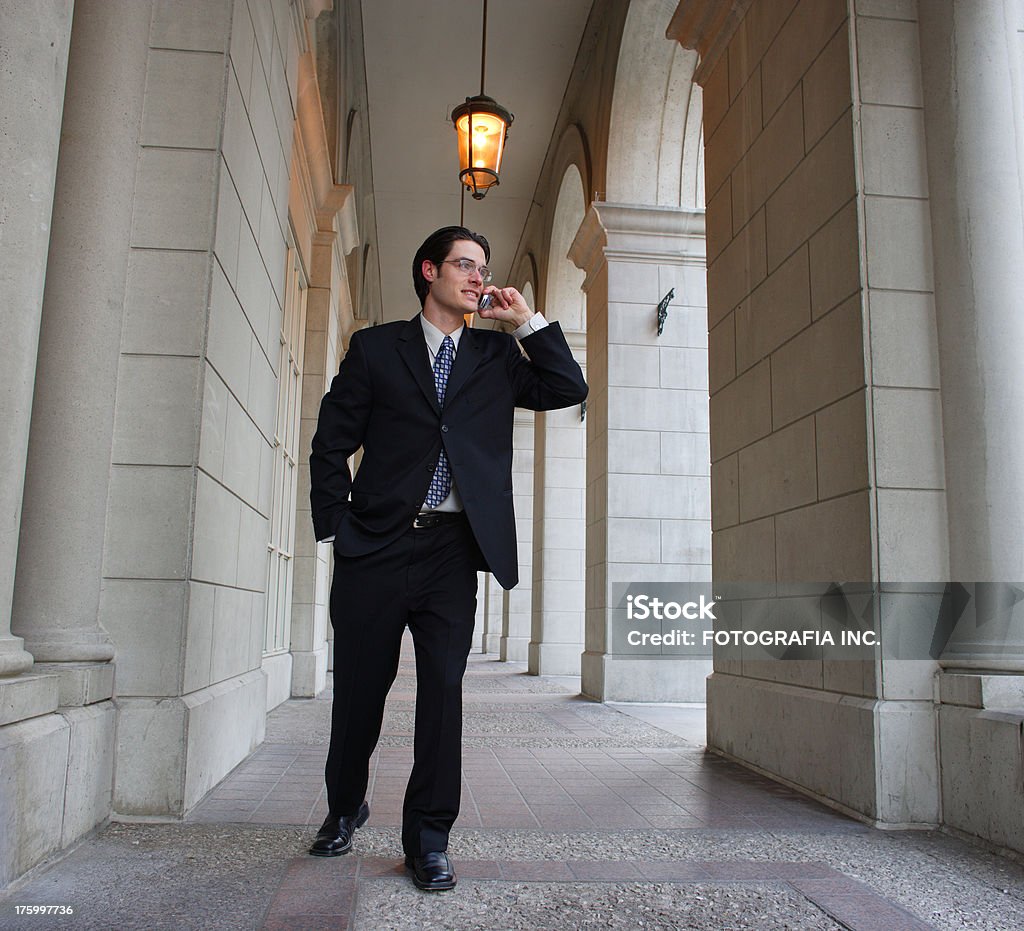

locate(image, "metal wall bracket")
[[656, 288, 675, 336]]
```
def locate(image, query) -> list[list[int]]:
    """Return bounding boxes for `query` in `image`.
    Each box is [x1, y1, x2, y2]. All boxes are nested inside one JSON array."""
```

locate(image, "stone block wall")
[[699, 0, 942, 825], [707, 0, 869, 599], [113, 0, 308, 815]]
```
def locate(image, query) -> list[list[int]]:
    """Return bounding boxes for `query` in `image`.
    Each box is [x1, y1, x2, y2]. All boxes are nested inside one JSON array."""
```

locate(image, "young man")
[[308, 226, 587, 891]]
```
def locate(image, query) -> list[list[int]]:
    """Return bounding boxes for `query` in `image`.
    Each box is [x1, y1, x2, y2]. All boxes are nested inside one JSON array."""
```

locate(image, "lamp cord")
[[480, 0, 488, 96]]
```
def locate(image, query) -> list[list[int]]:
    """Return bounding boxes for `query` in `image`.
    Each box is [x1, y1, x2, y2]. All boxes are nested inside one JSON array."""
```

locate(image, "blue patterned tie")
[[425, 335, 454, 508]]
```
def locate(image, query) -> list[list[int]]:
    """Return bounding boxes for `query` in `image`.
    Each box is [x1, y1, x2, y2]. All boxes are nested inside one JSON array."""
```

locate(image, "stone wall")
[[688, 0, 942, 825]]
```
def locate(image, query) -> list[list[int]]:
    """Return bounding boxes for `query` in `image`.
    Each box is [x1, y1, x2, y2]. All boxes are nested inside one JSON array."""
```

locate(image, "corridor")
[[3, 643, 1022, 930]]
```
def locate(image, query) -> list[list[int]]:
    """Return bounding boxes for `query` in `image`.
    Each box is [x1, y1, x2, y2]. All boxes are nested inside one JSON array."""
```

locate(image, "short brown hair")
[[412, 226, 490, 306]]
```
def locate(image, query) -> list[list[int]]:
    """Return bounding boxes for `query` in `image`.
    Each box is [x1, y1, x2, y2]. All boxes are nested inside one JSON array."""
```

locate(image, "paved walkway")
[[4, 641, 1024, 929]]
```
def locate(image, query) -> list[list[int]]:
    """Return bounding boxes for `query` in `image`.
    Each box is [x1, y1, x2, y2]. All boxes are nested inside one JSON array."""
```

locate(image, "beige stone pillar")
[[2, 2, 122, 887], [11, 0, 151, 687], [920, 0, 1024, 668], [291, 266, 335, 699], [669, 0, 943, 828], [570, 202, 712, 701], [0, 0, 73, 678], [919, 0, 1024, 856], [500, 409, 535, 662], [473, 573, 488, 652], [292, 222, 356, 698], [529, 339, 587, 677], [483, 574, 504, 654]]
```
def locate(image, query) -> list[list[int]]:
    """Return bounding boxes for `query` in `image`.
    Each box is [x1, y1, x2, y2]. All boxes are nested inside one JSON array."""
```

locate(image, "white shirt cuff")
[[513, 313, 548, 339], [320, 536, 335, 544]]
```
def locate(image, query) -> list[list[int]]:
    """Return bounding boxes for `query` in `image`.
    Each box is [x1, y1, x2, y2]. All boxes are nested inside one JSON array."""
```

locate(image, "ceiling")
[[359, 0, 594, 322]]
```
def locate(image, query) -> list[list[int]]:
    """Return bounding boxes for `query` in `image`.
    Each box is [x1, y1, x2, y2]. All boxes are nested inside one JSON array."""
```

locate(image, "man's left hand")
[[477, 287, 534, 329]]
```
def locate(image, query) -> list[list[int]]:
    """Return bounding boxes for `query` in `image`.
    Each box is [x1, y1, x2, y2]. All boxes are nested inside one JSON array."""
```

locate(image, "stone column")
[[500, 409, 535, 662], [920, 0, 1024, 857], [10, 0, 151, 681], [474, 574, 489, 653], [920, 0, 1024, 668], [0, 0, 73, 679], [483, 574, 504, 654], [570, 202, 712, 701], [668, 0, 944, 829], [528, 339, 587, 677], [292, 225, 354, 699]]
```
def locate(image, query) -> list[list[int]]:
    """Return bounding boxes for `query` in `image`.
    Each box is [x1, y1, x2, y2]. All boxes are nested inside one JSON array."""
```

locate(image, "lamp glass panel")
[[456, 110, 507, 191]]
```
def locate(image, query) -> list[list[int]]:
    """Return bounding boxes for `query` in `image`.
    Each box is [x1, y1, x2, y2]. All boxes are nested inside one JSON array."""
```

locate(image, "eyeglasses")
[[439, 258, 493, 282]]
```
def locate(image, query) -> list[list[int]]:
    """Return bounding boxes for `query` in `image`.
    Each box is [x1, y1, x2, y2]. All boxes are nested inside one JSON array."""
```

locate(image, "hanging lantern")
[[451, 0, 514, 202], [452, 94, 513, 199]]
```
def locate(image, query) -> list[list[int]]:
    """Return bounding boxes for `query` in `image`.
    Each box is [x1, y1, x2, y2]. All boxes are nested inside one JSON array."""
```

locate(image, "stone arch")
[[513, 251, 539, 309], [544, 164, 587, 331], [548, 122, 593, 209], [607, 0, 703, 208]]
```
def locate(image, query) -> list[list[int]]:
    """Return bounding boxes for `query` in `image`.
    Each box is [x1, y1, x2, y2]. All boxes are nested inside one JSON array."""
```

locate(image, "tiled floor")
[[199, 636, 926, 929], [6, 640, 1024, 929], [188, 653, 854, 837]]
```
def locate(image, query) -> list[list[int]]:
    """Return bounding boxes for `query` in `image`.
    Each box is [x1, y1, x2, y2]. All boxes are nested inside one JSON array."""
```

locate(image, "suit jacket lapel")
[[396, 315, 440, 415], [443, 324, 482, 407]]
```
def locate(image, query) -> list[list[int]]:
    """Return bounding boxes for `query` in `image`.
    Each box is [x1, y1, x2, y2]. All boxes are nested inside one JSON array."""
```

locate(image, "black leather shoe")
[[308, 801, 369, 857], [404, 851, 457, 891]]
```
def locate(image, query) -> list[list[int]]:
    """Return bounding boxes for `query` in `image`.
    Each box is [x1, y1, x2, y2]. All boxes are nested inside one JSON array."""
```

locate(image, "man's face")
[[424, 240, 487, 315]]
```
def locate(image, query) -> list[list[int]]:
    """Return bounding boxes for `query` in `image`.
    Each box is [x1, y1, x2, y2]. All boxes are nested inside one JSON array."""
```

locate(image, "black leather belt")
[[412, 511, 465, 529]]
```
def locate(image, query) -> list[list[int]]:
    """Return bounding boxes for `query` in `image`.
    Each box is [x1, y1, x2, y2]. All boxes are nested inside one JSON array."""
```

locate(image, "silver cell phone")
[[478, 293, 494, 310]]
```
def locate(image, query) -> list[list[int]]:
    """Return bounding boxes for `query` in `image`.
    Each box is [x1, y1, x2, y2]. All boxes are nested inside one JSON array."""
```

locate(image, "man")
[[308, 226, 587, 891]]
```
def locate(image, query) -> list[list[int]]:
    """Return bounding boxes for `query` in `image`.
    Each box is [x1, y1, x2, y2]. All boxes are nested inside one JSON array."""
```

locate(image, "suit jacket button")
[[441, 424, 449, 433]]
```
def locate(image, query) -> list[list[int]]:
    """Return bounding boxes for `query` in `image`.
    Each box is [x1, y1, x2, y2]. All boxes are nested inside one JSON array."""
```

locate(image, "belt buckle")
[[413, 513, 437, 529]]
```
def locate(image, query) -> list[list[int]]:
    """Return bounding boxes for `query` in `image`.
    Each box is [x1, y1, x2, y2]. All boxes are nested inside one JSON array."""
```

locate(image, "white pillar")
[[919, 0, 1024, 857], [920, 0, 1024, 668], [291, 238, 350, 699], [10, 0, 153, 673], [500, 409, 535, 662], [483, 574, 504, 654], [474, 573, 488, 652], [570, 202, 712, 701], [0, 0, 74, 677], [529, 339, 587, 677]]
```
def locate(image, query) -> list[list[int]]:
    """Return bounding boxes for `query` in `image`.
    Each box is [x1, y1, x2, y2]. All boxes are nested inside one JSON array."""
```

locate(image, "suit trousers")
[[325, 514, 480, 856]]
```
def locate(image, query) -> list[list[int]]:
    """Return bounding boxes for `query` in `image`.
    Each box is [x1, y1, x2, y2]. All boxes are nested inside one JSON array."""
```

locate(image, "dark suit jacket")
[[309, 314, 588, 589]]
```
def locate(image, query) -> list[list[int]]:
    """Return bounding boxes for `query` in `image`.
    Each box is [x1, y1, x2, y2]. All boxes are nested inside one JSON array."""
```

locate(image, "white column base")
[[263, 652, 294, 710], [114, 669, 267, 817], [500, 636, 529, 663], [60, 703, 116, 845], [0, 674, 58, 726], [581, 652, 711, 702], [33, 662, 114, 707], [0, 638, 34, 677], [291, 645, 328, 698], [0, 714, 70, 888], [938, 672, 1024, 856], [0, 701, 116, 890], [483, 633, 502, 654], [528, 641, 582, 677], [707, 672, 939, 826]]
